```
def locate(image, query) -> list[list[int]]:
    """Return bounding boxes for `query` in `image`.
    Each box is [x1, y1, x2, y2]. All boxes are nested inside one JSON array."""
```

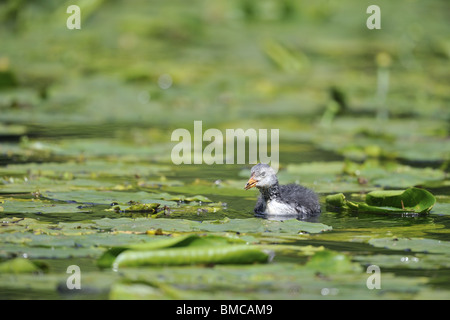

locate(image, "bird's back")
[[254, 183, 320, 217], [280, 184, 320, 215]]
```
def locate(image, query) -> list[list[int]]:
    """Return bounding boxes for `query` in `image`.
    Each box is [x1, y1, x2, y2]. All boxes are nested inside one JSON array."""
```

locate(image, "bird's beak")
[[244, 175, 258, 190]]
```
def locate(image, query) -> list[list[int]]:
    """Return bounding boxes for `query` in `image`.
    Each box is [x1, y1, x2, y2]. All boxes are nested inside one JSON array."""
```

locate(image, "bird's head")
[[244, 163, 278, 190]]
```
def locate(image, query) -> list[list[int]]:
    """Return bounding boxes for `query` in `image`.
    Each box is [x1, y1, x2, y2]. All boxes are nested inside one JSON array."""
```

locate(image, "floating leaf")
[[369, 238, 450, 254], [122, 203, 160, 212], [353, 253, 450, 270], [113, 244, 271, 268], [342, 160, 446, 189], [0, 258, 44, 274], [97, 234, 246, 268], [102, 217, 331, 234], [98, 234, 270, 268], [305, 250, 361, 274], [109, 280, 181, 300], [107, 203, 161, 215], [326, 187, 436, 214], [1, 198, 92, 215], [365, 188, 436, 213], [431, 202, 450, 216], [0, 160, 169, 178], [41, 190, 175, 207]]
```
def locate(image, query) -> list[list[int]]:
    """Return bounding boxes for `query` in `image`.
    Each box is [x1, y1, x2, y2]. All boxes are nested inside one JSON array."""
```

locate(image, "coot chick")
[[244, 163, 320, 218]]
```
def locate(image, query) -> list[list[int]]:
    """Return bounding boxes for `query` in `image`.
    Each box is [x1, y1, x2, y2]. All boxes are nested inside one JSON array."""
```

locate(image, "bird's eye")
[[261, 172, 266, 177]]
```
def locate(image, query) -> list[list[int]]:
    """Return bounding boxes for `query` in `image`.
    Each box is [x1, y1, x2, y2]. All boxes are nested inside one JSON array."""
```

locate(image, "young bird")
[[245, 163, 320, 218]]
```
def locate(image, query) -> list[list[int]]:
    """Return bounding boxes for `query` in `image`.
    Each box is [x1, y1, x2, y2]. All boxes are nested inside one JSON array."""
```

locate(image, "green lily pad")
[[354, 253, 450, 270], [326, 187, 436, 214], [305, 250, 361, 274], [0, 258, 44, 274], [0, 160, 169, 178], [98, 234, 270, 268], [342, 160, 447, 189], [0, 198, 91, 215], [107, 203, 160, 214], [93, 217, 332, 234], [369, 238, 450, 254], [0, 176, 80, 194], [113, 244, 271, 268], [109, 280, 181, 300], [0, 227, 166, 259], [309, 118, 450, 163], [429, 201, 450, 216], [41, 190, 175, 206], [41, 190, 212, 206], [365, 188, 436, 213], [97, 234, 245, 268]]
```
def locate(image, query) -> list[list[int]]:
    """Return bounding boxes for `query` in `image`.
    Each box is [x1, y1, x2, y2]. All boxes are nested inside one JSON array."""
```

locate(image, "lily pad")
[[93, 217, 332, 235], [368, 238, 450, 254], [0, 160, 169, 178], [0, 227, 163, 259], [0, 176, 79, 194], [365, 188, 436, 213], [109, 280, 181, 300], [431, 202, 450, 216], [305, 250, 361, 274], [107, 203, 160, 214], [326, 187, 436, 214], [308, 118, 450, 163], [354, 253, 450, 270], [113, 245, 271, 268], [97, 234, 246, 268], [1, 198, 92, 215], [41, 190, 175, 206], [0, 258, 44, 274], [342, 160, 447, 189], [98, 234, 270, 268]]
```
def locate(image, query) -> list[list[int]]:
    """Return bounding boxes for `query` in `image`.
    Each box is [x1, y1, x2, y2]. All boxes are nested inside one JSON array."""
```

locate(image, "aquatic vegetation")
[[0, 258, 45, 274], [326, 187, 436, 214], [0, 0, 449, 300]]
